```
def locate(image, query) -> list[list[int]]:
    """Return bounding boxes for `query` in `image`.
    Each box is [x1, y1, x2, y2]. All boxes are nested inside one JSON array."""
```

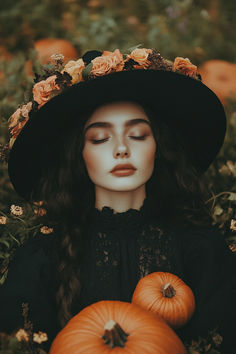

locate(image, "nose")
[[114, 143, 130, 158]]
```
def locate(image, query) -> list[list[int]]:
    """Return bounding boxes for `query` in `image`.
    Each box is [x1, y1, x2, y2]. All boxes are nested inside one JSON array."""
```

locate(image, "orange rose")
[[91, 49, 124, 76], [173, 57, 197, 77], [62, 58, 85, 84], [33, 75, 60, 108], [126, 48, 152, 69]]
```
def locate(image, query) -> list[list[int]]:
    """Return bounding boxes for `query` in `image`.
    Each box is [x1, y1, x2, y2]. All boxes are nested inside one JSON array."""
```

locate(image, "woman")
[[0, 48, 235, 353]]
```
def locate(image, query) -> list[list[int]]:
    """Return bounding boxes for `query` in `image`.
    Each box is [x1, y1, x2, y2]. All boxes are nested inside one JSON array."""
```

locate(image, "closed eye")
[[91, 136, 147, 144]]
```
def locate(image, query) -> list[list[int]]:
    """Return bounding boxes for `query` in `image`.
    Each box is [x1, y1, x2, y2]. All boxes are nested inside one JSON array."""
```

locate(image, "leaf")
[[8, 337, 19, 350], [127, 43, 143, 53], [82, 62, 93, 80], [0, 239, 10, 248]]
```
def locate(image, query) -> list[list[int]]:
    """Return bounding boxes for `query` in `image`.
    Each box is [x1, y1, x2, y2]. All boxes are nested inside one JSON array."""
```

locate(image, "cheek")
[[82, 147, 105, 175], [140, 141, 156, 168]]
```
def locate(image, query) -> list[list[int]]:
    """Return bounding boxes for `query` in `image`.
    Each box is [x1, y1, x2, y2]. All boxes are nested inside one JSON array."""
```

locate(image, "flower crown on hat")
[[6, 45, 200, 152]]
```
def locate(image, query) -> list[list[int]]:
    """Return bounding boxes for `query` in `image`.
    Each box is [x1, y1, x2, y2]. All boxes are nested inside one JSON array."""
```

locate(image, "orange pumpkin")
[[198, 60, 236, 105], [25, 38, 78, 76], [132, 272, 195, 329], [50, 300, 187, 353]]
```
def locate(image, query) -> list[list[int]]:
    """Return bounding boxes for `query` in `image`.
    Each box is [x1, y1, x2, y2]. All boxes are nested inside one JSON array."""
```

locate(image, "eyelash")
[[91, 136, 147, 144]]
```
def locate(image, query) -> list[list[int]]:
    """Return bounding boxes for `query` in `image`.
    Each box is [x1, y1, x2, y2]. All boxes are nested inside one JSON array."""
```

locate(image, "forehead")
[[84, 101, 150, 128]]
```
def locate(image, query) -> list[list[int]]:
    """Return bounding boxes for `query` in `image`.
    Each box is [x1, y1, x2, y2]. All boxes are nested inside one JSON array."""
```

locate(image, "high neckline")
[[90, 197, 152, 232]]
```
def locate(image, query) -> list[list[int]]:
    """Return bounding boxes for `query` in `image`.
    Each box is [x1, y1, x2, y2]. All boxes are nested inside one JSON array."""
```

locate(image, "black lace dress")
[[0, 198, 235, 353]]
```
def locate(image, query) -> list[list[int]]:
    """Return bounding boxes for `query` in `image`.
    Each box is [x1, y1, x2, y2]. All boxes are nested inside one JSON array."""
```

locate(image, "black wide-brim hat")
[[8, 69, 226, 200]]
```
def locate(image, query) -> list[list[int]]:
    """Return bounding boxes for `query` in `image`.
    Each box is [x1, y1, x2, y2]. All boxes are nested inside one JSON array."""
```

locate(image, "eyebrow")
[[84, 118, 150, 134]]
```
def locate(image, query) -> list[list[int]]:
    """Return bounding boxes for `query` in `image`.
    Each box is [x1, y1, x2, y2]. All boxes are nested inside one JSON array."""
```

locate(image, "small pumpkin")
[[132, 272, 195, 328], [49, 300, 187, 353], [198, 59, 236, 105]]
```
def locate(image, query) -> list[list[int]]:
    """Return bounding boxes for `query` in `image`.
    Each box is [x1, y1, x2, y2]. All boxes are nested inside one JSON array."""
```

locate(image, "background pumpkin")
[[132, 272, 195, 329], [198, 59, 236, 105], [25, 38, 78, 76], [49, 300, 187, 354]]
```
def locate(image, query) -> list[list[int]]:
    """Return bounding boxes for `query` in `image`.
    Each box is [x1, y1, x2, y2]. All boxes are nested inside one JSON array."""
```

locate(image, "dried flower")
[[0, 216, 7, 224], [50, 53, 65, 65], [230, 219, 236, 231], [15, 328, 29, 342], [33, 331, 48, 344], [40, 226, 54, 234], [10, 205, 23, 216]]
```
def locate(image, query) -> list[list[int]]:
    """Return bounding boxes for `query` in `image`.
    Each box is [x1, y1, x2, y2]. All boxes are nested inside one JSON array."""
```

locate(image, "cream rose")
[[33, 75, 60, 108], [9, 102, 32, 129], [91, 49, 124, 76], [127, 48, 152, 68], [62, 58, 85, 84], [173, 57, 197, 77]]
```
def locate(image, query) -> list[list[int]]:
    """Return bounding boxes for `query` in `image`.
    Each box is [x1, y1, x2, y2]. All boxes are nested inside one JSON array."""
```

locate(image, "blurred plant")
[[0, 302, 48, 353], [0, 200, 53, 285]]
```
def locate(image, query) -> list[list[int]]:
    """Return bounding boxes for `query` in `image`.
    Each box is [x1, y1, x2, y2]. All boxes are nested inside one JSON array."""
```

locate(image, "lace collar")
[[90, 197, 154, 232]]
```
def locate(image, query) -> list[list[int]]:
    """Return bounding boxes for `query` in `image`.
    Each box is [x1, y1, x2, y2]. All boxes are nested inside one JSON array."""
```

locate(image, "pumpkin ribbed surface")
[[132, 272, 195, 328], [49, 300, 187, 353]]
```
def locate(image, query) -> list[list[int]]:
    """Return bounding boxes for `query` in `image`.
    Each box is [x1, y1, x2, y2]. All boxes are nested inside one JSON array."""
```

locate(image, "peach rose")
[[33, 75, 60, 108], [62, 58, 85, 84], [126, 48, 152, 69], [173, 57, 197, 77], [9, 102, 32, 129], [91, 49, 124, 76]]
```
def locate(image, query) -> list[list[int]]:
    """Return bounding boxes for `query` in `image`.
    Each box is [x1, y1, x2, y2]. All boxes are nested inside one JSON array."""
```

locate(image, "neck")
[[94, 185, 146, 214]]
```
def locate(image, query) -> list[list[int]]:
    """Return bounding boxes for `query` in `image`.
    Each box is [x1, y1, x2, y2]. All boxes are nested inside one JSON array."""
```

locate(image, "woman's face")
[[82, 101, 157, 192]]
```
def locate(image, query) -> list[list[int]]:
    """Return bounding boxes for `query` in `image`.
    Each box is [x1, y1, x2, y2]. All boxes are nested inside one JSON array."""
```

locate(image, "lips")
[[110, 163, 136, 172]]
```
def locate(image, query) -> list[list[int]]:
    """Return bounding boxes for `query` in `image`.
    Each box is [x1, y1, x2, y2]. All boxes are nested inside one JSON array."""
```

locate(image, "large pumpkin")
[[198, 59, 236, 105], [50, 300, 187, 353], [25, 38, 78, 76], [132, 272, 195, 329]]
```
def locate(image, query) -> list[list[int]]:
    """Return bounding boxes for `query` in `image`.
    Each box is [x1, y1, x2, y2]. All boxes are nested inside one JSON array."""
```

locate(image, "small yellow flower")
[[15, 328, 29, 342], [0, 216, 7, 224], [33, 331, 48, 344], [40, 226, 54, 234], [230, 219, 236, 231], [10, 205, 23, 216]]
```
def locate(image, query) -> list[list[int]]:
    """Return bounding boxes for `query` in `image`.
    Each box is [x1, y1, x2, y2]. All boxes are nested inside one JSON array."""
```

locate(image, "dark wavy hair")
[[32, 100, 212, 328]]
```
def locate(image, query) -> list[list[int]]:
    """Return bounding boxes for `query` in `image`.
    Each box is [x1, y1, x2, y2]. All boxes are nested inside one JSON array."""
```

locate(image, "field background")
[[0, 0, 236, 277]]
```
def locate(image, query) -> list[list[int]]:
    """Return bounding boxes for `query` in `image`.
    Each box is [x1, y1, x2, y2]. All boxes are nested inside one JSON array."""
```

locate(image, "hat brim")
[[8, 69, 226, 200]]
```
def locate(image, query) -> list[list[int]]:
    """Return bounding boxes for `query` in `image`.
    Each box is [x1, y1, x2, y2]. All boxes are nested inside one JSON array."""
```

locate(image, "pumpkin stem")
[[162, 283, 176, 298], [102, 319, 129, 348]]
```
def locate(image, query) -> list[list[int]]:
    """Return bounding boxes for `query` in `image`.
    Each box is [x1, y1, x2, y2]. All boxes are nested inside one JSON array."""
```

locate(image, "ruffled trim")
[[90, 197, 152, 233]]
